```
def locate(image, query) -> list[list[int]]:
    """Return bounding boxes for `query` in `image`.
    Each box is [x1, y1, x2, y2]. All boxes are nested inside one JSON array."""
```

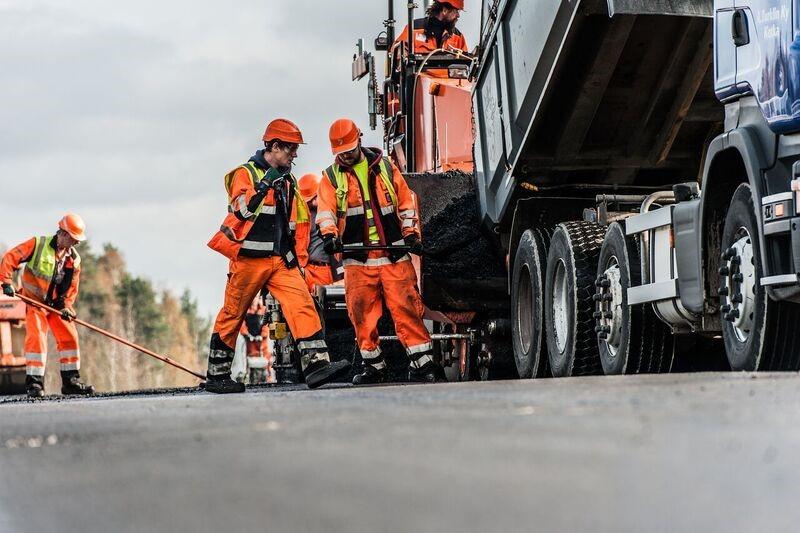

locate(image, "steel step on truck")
[[351, 0, 800, 379]]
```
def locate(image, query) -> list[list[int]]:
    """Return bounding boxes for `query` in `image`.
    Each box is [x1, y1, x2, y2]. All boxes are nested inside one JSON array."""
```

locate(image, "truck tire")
[[545, 221, 605, 377], [511, 229, 550, 378], [595, 222, 645, 374], [595, 223, 675, 374], [720, 183, 800, 370]]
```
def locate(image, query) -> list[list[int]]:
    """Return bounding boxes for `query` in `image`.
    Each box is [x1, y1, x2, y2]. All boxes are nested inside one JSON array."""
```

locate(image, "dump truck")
[[351, 0, 800, 379]]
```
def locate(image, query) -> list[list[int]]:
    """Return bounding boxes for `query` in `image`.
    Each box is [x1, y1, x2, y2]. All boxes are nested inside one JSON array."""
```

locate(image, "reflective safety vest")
[[209, 161, 309, 265], [324, 156, 406, 261], [22, 236, 79, 304], [225, 161, 310, 228]]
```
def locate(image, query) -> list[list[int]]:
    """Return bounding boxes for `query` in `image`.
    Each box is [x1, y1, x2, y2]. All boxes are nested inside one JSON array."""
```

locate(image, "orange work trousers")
[[344, 257, 432, 368], [303, 263, 334, 293], [24, 304, 80, 376], [214, 256, 322, 350]]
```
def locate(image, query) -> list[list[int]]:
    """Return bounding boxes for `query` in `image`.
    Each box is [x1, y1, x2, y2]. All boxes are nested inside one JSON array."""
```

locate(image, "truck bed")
[[473, 0, 720, 226]]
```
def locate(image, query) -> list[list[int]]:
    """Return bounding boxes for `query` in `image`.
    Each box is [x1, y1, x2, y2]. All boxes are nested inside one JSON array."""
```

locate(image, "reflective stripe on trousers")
[[343, 259, 431, 364]]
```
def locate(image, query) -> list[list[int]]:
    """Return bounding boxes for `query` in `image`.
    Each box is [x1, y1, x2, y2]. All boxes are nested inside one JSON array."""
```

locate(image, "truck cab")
[[715, 0, 800, 131]]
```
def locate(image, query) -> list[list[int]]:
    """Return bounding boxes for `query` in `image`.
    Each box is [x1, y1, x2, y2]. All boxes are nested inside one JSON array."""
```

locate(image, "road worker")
[[206, 118, 350, 393], [0, 214, 94, 398], [240, 297, 273, 384], [296, 173, 343, 293], [317, 118, 439, 384], [394, 0, 468, 54]]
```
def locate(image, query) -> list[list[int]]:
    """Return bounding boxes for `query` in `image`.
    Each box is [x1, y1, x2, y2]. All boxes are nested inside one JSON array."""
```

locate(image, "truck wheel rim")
[[553, 259, 569, 354], [598, 258, 623, 357], [720, 228, 756, 342], [517, 264, 533, 354]]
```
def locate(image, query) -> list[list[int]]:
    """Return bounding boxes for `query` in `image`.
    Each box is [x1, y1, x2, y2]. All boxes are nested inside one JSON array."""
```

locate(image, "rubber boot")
[[352, 365, 386, 385], [304, 359, 351, 389], [60, 370, 95, 396], [204, 377, 245, 394], [26, 375, 44, 399], [409, 361, 441, 383], [205, 335, 245, 394]]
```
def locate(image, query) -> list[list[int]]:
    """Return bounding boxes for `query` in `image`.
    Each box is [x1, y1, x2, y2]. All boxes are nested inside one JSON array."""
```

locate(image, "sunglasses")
[[282, 143, 299, 155], [340, 144, 361, 157]]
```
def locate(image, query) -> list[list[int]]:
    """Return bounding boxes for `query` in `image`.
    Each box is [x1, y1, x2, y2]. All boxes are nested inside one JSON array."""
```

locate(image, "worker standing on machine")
[[394, 0, 468, 54], [0, 214, 94, 398], [206, 118, 350, 393], [296, 173, 343, 293], [317, 118, 439, 385]]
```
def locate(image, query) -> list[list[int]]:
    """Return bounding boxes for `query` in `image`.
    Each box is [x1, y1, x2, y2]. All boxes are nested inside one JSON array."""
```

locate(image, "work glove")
[[61, 308, 77, 322], [404, 234, 424, 256], [255, 167, 290, 196], [1, 283, 15, 297], [322, 234, 342, 255]]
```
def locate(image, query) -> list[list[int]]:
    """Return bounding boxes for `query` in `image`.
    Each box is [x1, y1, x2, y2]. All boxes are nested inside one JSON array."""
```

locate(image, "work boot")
[[204, 375, 245, 394], [205, 334, 242, 393], [304, 359, 351, 389], [60, 370, 95, 396], [352, 365, 386, 385], [409, 361, 442, 383], [26, 376, 44, 399]]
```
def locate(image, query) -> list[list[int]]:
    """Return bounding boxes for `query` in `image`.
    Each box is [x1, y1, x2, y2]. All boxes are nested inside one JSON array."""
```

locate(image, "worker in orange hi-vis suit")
[[205, 118, 350, 393], [296, 173, 344, 293], [394, 0, 468, 55], [317, 118, 440, 385], [240, 298, 272, 384], [0, 214, 94, 398]]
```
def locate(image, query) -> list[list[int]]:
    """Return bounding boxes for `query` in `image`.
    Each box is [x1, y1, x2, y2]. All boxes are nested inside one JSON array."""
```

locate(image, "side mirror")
[[732, 9, 750, 47]]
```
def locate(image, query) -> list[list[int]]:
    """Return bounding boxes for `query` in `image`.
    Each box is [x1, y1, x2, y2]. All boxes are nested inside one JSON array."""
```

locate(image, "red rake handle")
[[16, 293, 206, 381]]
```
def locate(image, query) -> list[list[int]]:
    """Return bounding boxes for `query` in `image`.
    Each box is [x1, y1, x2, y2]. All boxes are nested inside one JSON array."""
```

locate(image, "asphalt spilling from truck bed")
[[422, 191, 506, 280]]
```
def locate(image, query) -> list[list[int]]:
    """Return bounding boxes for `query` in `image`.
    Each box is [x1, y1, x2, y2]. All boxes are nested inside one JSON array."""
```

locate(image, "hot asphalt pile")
[[422, 190, 506, 281]]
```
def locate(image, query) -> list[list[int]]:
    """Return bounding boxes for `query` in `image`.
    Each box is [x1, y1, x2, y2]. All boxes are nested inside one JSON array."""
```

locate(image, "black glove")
[[1, 283, 14, 297], [255, 167, 290, 196], [61, 308, 77, 322], [404, 234, 424, 256], [322, 234, 342, 255]]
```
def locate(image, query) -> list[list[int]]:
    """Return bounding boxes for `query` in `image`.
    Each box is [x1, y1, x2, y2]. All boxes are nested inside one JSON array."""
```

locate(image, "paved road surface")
[[1, 372, 799, 533]]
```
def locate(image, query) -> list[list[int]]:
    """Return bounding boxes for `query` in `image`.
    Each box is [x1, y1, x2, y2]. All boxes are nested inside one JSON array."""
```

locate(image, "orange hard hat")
[[298, 173, 322, 201], [329, 118, 361, 155], [262, 118, 305, 144], [58, 213, 86, 242], [441, 0, 464, 9]]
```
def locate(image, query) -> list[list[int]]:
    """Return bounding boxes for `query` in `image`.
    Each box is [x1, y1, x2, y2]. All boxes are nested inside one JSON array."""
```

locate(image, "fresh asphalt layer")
[[1, 372, 799, 533]]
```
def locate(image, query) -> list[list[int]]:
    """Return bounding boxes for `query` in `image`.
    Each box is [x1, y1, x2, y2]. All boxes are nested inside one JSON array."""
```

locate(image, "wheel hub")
[[595, 259, 623, 356], [719, 229, 755, 342], [552, 259, 569, 353]]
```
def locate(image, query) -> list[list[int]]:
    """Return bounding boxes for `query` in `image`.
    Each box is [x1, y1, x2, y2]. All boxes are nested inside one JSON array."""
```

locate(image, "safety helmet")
[[262, 118, 305, 144], [439, 0, 464, 10], [58, 213, 86, 242], [298, 173, 322, 201], [329, 118, 362, 155]]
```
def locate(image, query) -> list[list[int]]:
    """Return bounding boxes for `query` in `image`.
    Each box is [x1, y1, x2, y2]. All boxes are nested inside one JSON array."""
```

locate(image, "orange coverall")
[[296, 206, 337, 293], [208, 154, 330, 379], [0, 236, 81, 377], [395, 17, 468, 54], [316, 148, 433, 371]]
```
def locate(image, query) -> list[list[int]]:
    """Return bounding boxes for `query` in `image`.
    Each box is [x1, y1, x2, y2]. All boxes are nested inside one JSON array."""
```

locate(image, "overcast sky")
[[0, 0, 480, 315]]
